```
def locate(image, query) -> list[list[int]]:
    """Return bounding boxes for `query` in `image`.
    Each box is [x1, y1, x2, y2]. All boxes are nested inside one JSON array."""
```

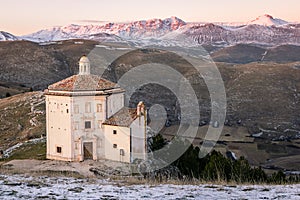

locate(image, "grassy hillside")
[[0, 92, 45, 151], [263, 45, 300, 63], [211, 44, 300, 64], [211, 44, 266, 64], [0, 40, 98, 91]]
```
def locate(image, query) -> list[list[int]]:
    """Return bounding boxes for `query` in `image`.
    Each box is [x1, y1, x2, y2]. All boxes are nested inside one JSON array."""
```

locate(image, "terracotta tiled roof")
[[48, 74, 118, 91], [103, 107, 139, 127]]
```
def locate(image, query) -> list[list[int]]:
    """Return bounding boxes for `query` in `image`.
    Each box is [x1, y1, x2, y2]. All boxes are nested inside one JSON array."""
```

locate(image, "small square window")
[[113, 130, 117, 135], [85, 121, 91, 129], [57, 146, 62, 153], [120, 149, 125, 156], [113, 144, 117, 148]]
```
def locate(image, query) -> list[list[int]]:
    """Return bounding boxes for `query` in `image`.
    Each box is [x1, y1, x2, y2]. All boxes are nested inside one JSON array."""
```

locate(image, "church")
[[44, 56, 147, 163]]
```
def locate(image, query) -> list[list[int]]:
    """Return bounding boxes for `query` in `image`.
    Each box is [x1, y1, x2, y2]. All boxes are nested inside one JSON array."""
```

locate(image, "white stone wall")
[[107, 93, 124, 118], [103, 115, 147, 163], [46, 95, 73, 161], [103, 125, 131, 163], [130, 115, 147, 161]]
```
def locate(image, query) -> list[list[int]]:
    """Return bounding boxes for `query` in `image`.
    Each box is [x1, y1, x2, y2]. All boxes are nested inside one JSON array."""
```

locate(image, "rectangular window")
[[120, 149, 125, 156], [113, 130, 117, 135], [85, 121, 91, 129], [66, 109, 69, 113], [85, 102, 91, 113], [56, 146, 62, 153], [74, 105, 79, 114], [113, 144, 117, 148], [97, 104, 102, 112]]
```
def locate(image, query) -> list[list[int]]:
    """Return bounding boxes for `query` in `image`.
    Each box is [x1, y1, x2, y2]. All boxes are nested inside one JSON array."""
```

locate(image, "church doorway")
[[83, 142, 93, 160]]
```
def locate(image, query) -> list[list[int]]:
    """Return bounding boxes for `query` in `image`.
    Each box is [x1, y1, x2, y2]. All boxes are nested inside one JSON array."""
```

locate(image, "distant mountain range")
[[0, 31, 19, 41], [1, 15, 299, 46]]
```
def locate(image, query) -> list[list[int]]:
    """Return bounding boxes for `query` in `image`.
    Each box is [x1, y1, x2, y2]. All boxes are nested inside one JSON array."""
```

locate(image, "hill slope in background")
[[211, 44, 266, 63], [0, 40, 98, 90], [211, 44, 300, 64], [0, 92, 45, 150], [1, 40, 299, 93]]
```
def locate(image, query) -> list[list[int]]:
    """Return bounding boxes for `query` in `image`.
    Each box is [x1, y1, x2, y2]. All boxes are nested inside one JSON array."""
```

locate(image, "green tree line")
[[148, 134, 300, 184]]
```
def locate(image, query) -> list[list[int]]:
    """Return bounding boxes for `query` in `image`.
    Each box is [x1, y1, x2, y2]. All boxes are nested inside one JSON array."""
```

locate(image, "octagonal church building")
[[44, 56, 147, 163]]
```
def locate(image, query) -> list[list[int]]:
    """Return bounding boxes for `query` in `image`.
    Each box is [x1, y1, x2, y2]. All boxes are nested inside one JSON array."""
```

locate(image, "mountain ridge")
[[247, 14, 288, 26], [14, 15, 299, 47], [0, 31, 19, 41]]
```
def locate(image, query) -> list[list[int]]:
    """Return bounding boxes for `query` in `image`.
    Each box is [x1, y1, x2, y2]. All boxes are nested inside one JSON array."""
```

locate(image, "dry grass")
[[0, 92, 45, 150], [4, 142, 46, 161]]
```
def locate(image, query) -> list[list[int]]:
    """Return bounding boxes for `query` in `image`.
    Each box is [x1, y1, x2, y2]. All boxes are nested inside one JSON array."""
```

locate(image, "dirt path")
[[0, 159, 133, 178]]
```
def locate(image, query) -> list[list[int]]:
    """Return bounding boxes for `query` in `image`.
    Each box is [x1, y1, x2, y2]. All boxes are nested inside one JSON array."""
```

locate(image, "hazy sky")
[[0, 0, 299, 35]]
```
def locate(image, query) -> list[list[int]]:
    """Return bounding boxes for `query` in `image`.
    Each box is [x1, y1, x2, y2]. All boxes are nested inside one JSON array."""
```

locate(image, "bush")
[[5, 92, 11, 97]]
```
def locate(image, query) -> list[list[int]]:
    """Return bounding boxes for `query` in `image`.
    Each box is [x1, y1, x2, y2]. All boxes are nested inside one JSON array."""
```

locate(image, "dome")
[[79, 56, 90, 63], [78, 56, 90, 75]]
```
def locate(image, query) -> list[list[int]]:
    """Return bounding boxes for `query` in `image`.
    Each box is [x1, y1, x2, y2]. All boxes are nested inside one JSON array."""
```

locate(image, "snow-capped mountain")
[[21, 15, 300, 46], [22, 26, 125, 43], [0, 31, 19, 41], [23, 16, 186, 42], [182, 22, 299, 46], [247, 14, 288, 26]]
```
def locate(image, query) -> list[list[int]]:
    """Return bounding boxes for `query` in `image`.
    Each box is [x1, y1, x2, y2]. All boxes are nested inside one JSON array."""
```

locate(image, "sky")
[[0, 0, 299, 35]]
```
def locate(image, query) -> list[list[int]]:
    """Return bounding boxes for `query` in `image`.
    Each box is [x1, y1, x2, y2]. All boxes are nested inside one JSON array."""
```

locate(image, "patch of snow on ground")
[[3, 138, 45, 158], [252, 132, 263, 138], [0, 174, 299, 199]]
